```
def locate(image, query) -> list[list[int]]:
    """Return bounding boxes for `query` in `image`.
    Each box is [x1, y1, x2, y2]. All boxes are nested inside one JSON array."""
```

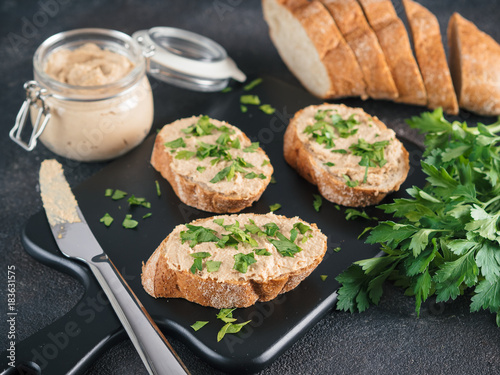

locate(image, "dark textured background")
[[1, 0, 499, 374]]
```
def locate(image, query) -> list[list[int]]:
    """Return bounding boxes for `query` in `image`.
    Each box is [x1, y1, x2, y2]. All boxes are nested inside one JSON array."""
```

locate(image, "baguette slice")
[[262, 0, 367, 99], [403, 0, 459, 115], [447, 13, 500, 116], [141, 213, 328, 308], [358, 0, 426, 105], [284, 104, 409, 207], [151, 116, 273, 213], [322, 0, 398, 100]]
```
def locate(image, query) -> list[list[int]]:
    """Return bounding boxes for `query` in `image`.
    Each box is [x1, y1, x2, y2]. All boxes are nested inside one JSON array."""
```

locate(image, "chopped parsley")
[[105, 189, 113, 197], [175, 150, 196, 160], [269, 232, 302, 257], [182, 115, 217, 136], [245, 172, 266, 179], [127, 195, 151, 208], [269, 203, 281, 212], [190, 252, 211, 274], [323, 162, 335, 167], [191, 321, 209, 331], [100, 213, 114, 227], [243, 142, 260, 152], [264, 222, 280, 237], [196, 166, 206, 173], [180, 224, 219, 247], [221, 86, 232, 93], [261, 160, 270, 167], [254, 248, 272, 256], [206, 260, 222, 273], [333, 246, 341, 253], [122, 214, 138, 229], [233, 252, 257, 273], [259, 104, 275, 115], [349, 138, 389, 183], [240, 95, 261, 105], [343, 174, 359, 188], [304, 110, 360, 149], [320, 275, 328, 281], [155, 180, 161, 197], [313, 194, 322, 212], [243, 78, 263, 91], [345, 208, 378, 221], [111, 189, 127, 200], [142, 213, 152, 219], [217, 321, 251, 342], [217, 308, 237, 323], [164, 137, 186, 149], [241, 105, 248, 113]]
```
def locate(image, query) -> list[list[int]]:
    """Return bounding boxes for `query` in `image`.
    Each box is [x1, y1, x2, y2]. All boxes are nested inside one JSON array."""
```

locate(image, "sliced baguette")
[[447, 13, 500, 116], [284, 104, 409, 207], [151, 116, 273, 213], [262, 0, 367, 99], [141, 213, 328, 308], [402, 0, 459, 115], [321, 0, 398, 100], [358, 0, 426, 105]]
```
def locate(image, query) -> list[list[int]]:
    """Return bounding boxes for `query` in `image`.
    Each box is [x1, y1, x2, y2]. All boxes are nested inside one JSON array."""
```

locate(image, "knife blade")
[[39, 159, 190, 375]]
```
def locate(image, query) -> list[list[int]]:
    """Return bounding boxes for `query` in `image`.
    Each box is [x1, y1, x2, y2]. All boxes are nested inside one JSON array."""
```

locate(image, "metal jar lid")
[[132, 27, 246, 92]]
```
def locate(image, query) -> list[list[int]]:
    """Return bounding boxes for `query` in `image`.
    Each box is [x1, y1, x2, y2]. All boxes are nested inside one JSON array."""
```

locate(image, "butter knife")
[[39, 159, 190, 375]]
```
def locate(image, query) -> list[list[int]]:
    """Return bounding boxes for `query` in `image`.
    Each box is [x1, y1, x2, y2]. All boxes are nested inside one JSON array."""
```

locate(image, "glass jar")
[[10, 27, 246, 162], [13, 28, 154, 162]]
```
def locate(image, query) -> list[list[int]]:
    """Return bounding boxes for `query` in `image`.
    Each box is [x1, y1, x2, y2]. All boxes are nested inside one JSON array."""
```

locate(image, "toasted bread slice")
[[284, 104, 409, 207], [447, 13, 500, 116], [141, 213, 328, 308], [262, 0, 367, 99], [321, 0, 398, 100], [403, 0, 459, 115], [151, 116, 273, 213], [358, 0, 426, 105]]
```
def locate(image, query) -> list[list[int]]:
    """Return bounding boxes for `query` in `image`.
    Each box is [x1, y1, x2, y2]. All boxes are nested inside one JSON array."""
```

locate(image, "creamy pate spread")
[[45, 43, 135, 86], [296, 104, 405, 187], [162, 213, 327, 283]]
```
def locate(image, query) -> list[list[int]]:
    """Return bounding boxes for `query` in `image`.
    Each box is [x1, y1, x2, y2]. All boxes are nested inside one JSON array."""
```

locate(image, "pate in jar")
[[11, 27, 246, 161], [25, 28, 153, 162]]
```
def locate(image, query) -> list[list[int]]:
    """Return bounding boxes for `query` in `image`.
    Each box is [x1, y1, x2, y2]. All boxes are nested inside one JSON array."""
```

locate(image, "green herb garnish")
[[111, 189, 127, 200], [217, 308, 237, 323], [243, 142, 259, 153], [175, 150, 196, 160], [344, 208, 378, 221], [254, 248, 272, 256], [320, 275, 328, 281], [127, 195, 151, 208], [105, 189, 113, 197], [269, 232, 302, 257], [343, 175, 359, 188], [323, 162, 335, 167], [100, 213, 114, 227], [336, 109, 500, 326], [155, 180, 161, 197], [221, 87, 232, 93], [217, 321, 251, 342], [313, 194, 322, 212], [191, 321, 209, 331], [259, 104, 275, 115], [122, 214, 138, 229], [240, 95, 261, 105], [182, 115, 216, 136], [180, 225, 219, 247], [142, 213, 152, 219], [164, 137, 186, 149], [241, 105, 248, 113], [206, 260, 222, 272], [269, 203, 281, 212], [349, 138, 389, 183], [190, 252, 211, 274], [264, 222, 280, 237], [243, 78, 263, 91], [233, 252, 257, 273], [196, 166, 206, 173]]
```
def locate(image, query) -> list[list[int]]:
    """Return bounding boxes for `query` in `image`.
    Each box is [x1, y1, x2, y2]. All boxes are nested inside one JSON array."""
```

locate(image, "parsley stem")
[[484, 194, 500, 209]]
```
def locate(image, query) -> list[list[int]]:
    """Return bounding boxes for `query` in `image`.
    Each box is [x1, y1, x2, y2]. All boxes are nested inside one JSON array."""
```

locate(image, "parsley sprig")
[[336, 109, 500, 326]]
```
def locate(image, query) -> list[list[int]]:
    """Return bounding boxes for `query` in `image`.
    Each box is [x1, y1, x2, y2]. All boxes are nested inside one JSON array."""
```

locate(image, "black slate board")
[[18, 77, 425, 374]]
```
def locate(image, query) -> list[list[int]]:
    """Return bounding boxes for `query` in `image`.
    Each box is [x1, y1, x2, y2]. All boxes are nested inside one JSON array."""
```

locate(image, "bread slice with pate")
[[284, 104, 409, 207], [262, 0, 367, 99], [447, 13, 500, 116], [151, 115, 273, 213], [141, 213, 328, 308]]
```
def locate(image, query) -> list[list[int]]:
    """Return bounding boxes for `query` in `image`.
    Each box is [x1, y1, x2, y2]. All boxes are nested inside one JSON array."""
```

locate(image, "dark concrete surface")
[[0, 1, 499, 374]]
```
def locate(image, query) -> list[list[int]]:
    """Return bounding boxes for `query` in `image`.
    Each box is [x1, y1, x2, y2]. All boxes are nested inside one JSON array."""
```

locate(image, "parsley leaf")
[[259, 104, 276, 115], [111, 189, 127, 200], [180, 225, 219, 247], [127, 195, 151, 208], [254, 248, 272, 256], [100, 213, 114, 227], [190, 252, 211, 274], [264, 222, 280, 237], [191, 321, 209, 331], [240, 95, 261, 105], [206, 260, 222, 272], [269, 232, 302, 257], [217, 320, 251, 342], [233, 252, 257, 273], [313, 194, 322, 212], [164, 137, 186, 149], [243, 78, 262, 91], [182, 115, 216, 136], [122, 214, 138, 229], [345, 208, 378, 221], [243, 142, 260, 152]]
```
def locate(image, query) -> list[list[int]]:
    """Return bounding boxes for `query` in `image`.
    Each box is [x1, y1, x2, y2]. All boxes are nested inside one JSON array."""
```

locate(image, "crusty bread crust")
[[321, 0, 398, 100], [447, 13, 500, 116], [141, 215, 327, 308], [284, 104, 410, 207], [358, 0, 426, 105], [403, 0, 459, 115], [262, 0, 367, 99], [151, 117, 273, 213]]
